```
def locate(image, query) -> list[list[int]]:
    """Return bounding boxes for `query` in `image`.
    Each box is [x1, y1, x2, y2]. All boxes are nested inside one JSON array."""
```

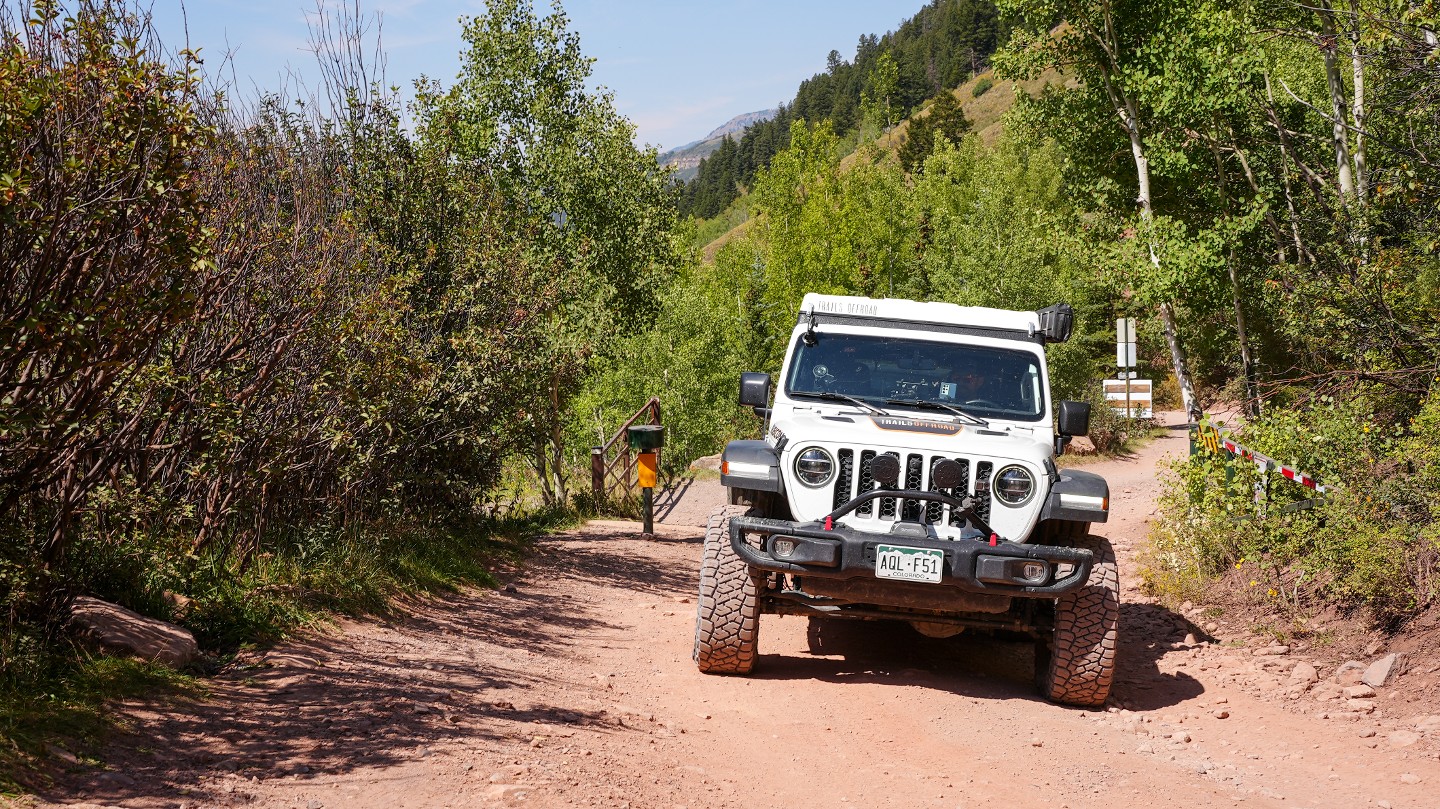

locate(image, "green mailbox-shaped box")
[[627, 424, 665, 452]]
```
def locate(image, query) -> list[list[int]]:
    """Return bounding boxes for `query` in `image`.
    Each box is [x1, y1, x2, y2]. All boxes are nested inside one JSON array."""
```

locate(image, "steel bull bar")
[[729, 512, 1096, 598]]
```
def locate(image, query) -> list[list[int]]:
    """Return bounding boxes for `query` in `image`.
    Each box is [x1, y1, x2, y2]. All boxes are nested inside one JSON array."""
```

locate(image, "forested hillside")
[[676, 0, 1004, 218], [659, 109, 776, 182]]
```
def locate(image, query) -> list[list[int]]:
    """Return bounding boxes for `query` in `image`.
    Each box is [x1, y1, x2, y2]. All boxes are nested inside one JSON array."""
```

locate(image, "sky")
[[137, 1, 925, 151]]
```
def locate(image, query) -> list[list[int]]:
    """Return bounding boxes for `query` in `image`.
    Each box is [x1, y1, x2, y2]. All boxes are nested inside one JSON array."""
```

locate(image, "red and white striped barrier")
[[1200, 423, 1327, 494]]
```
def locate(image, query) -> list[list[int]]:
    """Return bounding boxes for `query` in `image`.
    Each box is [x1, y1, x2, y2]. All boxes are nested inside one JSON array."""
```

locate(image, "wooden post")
[[591, 446, 604, 505]]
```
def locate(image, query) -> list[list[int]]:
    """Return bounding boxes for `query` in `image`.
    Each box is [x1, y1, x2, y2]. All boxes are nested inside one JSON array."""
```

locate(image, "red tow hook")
[[824, 516, 834, 531], [989, 533, 998, 546]]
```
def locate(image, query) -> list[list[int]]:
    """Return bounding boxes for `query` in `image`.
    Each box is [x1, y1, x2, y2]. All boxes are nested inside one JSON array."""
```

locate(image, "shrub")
[[972, 76, 994, 97], [1145, 386, 1440, 625], [1078, 382, 1152, 454]]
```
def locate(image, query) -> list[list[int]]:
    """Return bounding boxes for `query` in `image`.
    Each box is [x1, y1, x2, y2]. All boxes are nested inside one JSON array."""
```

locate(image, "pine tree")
[[899, 90, 971, 173]]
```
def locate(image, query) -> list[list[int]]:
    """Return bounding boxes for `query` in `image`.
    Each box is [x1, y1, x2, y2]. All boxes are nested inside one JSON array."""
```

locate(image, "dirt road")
[[35, 415, 1440, 808]]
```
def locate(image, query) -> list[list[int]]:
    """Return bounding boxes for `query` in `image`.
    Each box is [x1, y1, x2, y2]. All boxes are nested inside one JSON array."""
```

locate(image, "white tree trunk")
[[1263, 71, 1312, 263], [1319, 3, 1356, 199], [1095, 4, 1201, 422], [1347, 0, 1368, 204], [1159, 302, 1202, 422], [1412, 2, 1438, 49]]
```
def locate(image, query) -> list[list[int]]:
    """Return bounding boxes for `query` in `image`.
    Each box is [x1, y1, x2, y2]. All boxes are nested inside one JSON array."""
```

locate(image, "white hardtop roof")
[[800, 293, 1041, 335]]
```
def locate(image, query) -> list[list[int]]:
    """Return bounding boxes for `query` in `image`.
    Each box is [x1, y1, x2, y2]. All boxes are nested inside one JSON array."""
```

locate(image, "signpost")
[[1116, 317, 1137, 372], [1102, 378, 1153, 417], [1109, 317, 1149, 417]]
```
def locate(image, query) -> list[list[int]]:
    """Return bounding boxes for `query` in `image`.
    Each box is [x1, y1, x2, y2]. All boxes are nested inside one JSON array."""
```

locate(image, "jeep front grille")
[[832, 449, 994, 531], [833, 449, 855, 511]]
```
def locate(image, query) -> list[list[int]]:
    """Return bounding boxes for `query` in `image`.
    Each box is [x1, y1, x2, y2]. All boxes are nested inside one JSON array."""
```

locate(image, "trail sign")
[[1103, 377, 1151, 418], [1116, 317, 1137, 368]]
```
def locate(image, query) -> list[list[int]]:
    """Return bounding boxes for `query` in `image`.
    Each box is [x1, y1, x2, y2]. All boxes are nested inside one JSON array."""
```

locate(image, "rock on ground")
[[1362, 653, 1404, 688], [68, 596, 198, 668]]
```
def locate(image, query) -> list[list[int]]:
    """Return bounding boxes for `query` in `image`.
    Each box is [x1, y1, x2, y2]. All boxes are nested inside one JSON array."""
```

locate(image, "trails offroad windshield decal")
[[868, 415, 963, 435]]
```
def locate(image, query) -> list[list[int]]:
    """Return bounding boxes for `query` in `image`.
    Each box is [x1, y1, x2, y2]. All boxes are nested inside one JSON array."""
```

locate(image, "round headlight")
[[794, 447, 834, 487], [994, 465, 1035, 505]]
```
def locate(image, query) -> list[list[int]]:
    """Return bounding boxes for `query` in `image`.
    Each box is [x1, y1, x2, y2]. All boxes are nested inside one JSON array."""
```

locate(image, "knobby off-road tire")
[[1041, 533, 1118, 707], [1039, 518, 1090, 544], [694, 504, 764, 674]]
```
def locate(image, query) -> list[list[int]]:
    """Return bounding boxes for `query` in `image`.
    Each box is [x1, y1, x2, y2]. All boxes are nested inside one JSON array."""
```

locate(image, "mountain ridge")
[[660, 109, 776, 181]]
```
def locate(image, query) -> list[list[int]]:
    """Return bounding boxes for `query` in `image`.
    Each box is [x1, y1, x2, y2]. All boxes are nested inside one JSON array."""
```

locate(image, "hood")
[[771, 406, 1053, 464]]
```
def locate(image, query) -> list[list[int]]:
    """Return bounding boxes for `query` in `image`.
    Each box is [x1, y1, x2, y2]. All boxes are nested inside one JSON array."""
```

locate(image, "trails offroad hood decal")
[[867, 415, 963, 436]]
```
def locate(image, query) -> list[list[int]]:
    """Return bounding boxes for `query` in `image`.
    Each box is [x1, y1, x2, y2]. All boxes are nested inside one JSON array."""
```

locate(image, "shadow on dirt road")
[[738, 604, 1202, 710]]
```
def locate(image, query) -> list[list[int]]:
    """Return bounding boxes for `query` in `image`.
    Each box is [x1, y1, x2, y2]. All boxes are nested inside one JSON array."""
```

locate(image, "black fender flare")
[[1039, 468, 1109, 524], [721, 440, 784, 494]]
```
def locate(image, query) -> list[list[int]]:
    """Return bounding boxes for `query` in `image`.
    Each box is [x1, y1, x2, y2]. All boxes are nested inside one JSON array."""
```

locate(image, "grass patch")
[[0, 650, 198, 795], [0, 506, 577, 794], [181, 511, 572, 652], [688, 196, 753, 254]]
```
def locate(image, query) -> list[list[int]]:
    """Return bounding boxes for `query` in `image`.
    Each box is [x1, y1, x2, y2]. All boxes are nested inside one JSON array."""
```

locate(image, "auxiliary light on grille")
[[828, 448, 992, 530]]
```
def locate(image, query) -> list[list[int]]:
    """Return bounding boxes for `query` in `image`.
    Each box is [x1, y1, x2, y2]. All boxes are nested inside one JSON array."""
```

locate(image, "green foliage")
[[972, 76, 994, 97], [898, 91, 972, 173], [0, 0, 209, 566], [994, 0, 1439, 626], [682, 135, 745, 220], [909, 136, 1089, 306], [684, 194, 753, 251], [860, 52, 901, 133], [569, 257, 763, 477], [1147, 387, 1440, 625], [0, 0, 675, 774], [425, 0, 679, 505]]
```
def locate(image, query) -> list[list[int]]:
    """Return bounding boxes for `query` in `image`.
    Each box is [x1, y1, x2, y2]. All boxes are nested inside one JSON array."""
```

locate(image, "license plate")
[[875, 544, 945, 584]]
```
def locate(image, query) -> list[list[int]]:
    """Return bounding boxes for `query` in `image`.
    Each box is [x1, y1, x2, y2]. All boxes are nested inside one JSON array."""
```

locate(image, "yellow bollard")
[[626, 424, 664, 537], [638, 451, 658, 534]]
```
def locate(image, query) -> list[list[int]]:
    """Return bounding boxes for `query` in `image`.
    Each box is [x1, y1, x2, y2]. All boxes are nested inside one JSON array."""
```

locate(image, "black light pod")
[[870, 454, 902, 488]]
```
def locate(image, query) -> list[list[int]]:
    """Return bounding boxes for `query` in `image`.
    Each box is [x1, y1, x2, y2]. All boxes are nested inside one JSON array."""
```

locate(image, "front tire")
[[1038, 519, 1091, 544], [694, 504, 763, 674], [1040, 534, 1118, 707]]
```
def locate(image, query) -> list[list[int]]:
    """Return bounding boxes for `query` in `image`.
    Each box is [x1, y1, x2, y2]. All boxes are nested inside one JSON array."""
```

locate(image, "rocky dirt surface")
[[23, 413, 1440, 809]]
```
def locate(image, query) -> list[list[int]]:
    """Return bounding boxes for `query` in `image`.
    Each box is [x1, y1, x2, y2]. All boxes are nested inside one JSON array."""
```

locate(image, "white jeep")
[[694, 294, 1117, 707]]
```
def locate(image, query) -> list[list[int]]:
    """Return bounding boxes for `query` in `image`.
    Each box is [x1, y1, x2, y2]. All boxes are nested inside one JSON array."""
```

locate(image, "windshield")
[[784, 332, 1046, 422]]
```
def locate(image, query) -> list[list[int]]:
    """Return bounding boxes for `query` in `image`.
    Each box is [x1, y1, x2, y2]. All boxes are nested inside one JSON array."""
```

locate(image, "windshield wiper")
[[884, 398, 989, 427], [792, 390, 889, 416]]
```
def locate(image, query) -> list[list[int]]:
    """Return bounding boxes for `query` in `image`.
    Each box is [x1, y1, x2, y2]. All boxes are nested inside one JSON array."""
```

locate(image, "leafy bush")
[[0, 1, 675, 759], [1079, 383, 1153, 454], [972, 76, 994, 97], [1145, 386, 1440, 625]]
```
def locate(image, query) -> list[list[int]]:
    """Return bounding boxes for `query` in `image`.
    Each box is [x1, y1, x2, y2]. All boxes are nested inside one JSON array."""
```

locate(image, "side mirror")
[[1036, 303, 1075, 343], [739, 372, 772, 409], [1057, 400, 1091, 437]]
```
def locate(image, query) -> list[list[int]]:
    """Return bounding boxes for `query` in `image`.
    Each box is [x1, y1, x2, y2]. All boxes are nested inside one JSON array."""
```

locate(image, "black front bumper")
[[730, 516, 1094, 598]]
